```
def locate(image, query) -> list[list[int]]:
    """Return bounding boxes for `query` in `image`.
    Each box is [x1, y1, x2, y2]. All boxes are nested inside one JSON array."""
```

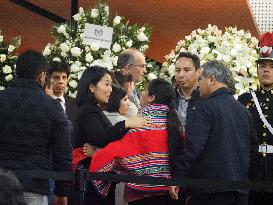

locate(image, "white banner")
[[82, 23, 113, 49]]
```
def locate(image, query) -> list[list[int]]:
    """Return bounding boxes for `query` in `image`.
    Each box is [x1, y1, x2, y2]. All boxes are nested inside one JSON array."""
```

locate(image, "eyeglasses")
[[129, 64, 146, 69]]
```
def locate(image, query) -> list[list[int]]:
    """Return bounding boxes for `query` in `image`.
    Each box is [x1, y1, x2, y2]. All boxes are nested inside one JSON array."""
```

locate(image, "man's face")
[[198, 69, 212, 98], [128, 52, 146, 83], [175, 57, 198, 91], [51, 71, 68, 96], [257, 60, 273, 87]]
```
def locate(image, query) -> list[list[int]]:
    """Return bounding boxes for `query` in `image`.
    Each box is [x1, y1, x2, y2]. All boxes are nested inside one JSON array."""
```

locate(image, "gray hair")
[[117, 48, 140, 69], [202, 60, 233, 85]]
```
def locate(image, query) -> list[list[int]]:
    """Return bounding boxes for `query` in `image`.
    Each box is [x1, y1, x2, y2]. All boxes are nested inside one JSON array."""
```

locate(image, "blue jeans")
[[24, 192, 48, 205]]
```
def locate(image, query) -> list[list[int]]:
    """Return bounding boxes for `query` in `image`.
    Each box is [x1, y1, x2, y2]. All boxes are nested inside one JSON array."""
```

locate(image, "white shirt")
[[52, 95, 66, 112]]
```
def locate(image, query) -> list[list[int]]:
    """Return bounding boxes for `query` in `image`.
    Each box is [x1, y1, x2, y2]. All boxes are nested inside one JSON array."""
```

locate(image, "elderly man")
[[170, 60, 258, 205], [238, 32, 273, 205], [117, 48, 146, 109]]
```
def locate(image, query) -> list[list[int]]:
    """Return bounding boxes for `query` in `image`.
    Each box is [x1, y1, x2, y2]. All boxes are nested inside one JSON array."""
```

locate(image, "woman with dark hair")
[[0, 169, 27, 205], [103, 84, 130, 125], [74, 66, 150, 205], [90, 78, 183, 205], [113, 71, 138, 117]]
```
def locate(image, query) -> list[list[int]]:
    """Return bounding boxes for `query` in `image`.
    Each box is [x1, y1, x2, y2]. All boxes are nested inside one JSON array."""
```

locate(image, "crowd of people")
[[0, 31, 273, 205]]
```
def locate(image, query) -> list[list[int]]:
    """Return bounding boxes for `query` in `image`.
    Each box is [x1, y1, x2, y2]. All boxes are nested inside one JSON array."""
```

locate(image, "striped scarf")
[[90, 104, 171, 196]]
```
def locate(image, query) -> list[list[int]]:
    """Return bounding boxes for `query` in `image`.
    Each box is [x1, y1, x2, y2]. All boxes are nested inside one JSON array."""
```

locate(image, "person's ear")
[[123, 65, 130, 74], [209, 75, 216, 85], [89, 84, 95, 92], [149, 94, 155, 103]]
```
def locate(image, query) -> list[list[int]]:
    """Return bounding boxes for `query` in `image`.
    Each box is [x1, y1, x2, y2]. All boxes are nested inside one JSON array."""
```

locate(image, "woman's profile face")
[[90, 73, 112, 105], [119, 95, 130, 116]]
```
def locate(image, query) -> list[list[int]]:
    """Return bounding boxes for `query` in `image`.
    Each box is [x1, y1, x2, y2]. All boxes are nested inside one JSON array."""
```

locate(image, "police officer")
[[238, 32, 273, 205]]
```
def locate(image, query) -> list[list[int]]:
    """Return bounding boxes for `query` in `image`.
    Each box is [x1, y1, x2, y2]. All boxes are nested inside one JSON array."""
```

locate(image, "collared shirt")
[[176, 88, 191, 126], [52, 95, 66, 112]]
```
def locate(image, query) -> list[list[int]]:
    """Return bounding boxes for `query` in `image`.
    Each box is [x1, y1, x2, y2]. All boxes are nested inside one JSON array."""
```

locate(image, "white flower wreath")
[[161, 25, 259, 95], [43, 1, 152, 97], [0, 31, 21, 90]]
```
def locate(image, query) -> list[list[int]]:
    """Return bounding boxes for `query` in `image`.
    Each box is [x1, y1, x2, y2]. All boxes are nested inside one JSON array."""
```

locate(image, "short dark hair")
[[76, 66, 111, 107], [105, 84, 127, 113], [176, 52, 200, 70], [0, 169, 27, 205], [16, 50, 48, 80], [47, 61, 70, 76], [43, 77, 52, 91]]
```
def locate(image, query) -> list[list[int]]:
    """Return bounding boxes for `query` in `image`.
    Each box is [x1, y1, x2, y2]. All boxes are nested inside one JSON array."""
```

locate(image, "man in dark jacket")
[[169, 60, 258, 205], [0, 50, 72, 205], [47, 61, 79, 147]]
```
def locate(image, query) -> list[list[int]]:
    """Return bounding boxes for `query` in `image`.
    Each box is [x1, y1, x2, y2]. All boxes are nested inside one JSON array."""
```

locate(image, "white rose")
[[125, 40, 133, 48], [57, 25, 66, 33], [60, 43, 70, 53], [91, 9, 99, 18], [0, 86, 5, 90], [112, 43, 121, 53], [90, 43, 99, 51], [43, 45, 51, 56], [8, 45, 15, 53], [53, 57, 61, 62], [61, 52, 67, 57], [0, 54, 6, 62], [0, 35, 3, 43], [77, 71, 84, 80], [111, 56, 118, 66], [113, 16, 121, 25], [70, 47, 81, 57], [79, 7, 84, 14], [85, 46, 90, 52], [5, 74, 13, 81], [137, 31, 148, 42], [104, 5, 109, 14], [69, 80, 78, 89], [200, 47, 210, 54], [73, 13, 81, 21], [148, 73, 157, 81], [2, 65, 12, 74], [85, 53, 93, 63], [71, 64, 80, 72]]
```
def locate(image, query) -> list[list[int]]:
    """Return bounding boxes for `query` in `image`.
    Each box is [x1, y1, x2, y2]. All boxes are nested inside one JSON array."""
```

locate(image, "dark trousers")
[[128, 194, 184, 205], [249, 191, 273, 205], [189, 192, 248, 205]]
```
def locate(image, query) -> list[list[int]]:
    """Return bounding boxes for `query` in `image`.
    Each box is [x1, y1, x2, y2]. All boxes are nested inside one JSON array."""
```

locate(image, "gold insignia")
[[263, 133, 267, 137]]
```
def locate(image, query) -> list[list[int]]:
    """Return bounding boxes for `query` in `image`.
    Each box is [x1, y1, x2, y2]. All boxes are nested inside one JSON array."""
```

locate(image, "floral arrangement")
[[43, 0, 153, 96], [0, 31, 21, 90], [161, 24, 259, 95]]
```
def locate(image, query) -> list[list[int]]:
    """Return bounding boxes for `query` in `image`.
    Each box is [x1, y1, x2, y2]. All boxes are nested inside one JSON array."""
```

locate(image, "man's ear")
[[123, 65, 130, 75], [37, 72, 46, 86], [209, 75, 216, 85]]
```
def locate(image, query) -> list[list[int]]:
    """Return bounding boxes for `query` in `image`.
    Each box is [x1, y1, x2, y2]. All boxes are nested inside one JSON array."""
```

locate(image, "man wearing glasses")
[[117, 48, 146, 108], [238, 32, 273, 205]]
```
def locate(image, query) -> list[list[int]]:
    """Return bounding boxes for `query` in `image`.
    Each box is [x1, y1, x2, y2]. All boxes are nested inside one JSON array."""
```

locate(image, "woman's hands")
[[125, 116, 151, 129]]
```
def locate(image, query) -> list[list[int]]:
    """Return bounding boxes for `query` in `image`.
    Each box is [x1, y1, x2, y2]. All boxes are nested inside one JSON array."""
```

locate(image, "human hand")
[[53, 195, 67, 205], [125, 116, 151, 129], [169, 186, 179, 200], [127, 81, 135, 97], [83, 143, 96, 157]]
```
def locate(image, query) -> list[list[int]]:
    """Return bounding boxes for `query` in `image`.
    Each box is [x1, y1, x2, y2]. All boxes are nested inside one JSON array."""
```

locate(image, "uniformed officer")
[[238, 32, 273, 205]]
